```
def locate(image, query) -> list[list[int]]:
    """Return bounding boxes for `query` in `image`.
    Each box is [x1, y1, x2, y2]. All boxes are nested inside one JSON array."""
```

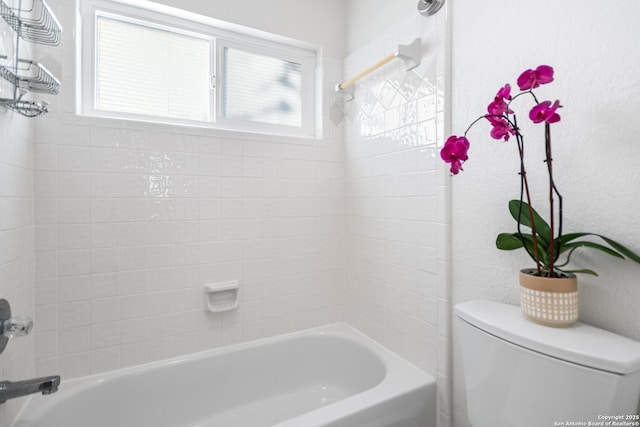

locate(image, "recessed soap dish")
[[204, 281, 239, 313]]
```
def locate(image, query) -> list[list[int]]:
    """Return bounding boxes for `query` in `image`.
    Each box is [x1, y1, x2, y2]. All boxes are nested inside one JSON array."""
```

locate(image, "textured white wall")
[[345, 0, 416, 55], [450, 1, 640, 425], [150, 0, 348, 58]]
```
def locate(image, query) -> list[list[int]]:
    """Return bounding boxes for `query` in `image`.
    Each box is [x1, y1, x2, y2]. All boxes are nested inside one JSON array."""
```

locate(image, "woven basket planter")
[[519, 269, 578, 327]]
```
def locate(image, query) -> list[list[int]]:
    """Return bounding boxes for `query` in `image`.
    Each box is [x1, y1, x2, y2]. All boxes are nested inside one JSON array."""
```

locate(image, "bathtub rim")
[[12, 322, 436, 427]]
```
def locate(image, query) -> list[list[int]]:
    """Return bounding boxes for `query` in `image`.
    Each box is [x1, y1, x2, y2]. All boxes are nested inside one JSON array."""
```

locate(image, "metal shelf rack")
[[0, 0, 62, 117]]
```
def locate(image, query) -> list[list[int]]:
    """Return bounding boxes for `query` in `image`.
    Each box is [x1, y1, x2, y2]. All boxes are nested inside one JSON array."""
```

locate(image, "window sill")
[[72, 112, 320, 145]]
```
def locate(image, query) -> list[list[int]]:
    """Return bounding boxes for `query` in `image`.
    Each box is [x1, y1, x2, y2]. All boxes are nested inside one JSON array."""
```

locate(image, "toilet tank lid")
[[455, 300, 640, 375]]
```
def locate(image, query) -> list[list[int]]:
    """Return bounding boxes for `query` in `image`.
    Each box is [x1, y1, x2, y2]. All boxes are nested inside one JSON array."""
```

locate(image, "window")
[[223, 47, 302, 127], [95, 15, 212, 122], [80, 0, 317, 137]]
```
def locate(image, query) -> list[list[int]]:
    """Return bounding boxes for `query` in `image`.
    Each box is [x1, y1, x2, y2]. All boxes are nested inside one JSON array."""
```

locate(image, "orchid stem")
[[545, 123, 555, 277], [514, 115, 542, 275]]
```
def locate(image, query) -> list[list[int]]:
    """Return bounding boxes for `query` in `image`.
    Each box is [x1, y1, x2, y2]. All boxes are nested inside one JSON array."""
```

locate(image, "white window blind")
[[96, 15, 211, 122], [223, 47, 302, 128], [82, 0, 317, 137]]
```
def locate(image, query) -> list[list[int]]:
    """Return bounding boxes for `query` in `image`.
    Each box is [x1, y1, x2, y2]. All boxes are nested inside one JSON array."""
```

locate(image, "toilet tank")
[[456, 300, 640, 427]]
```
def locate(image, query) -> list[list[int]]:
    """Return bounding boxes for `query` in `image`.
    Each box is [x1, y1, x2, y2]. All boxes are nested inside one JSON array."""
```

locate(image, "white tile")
[[58, 173, 91, 198], [91, 223, 121, 248], [58, 224, 91, 250], [34, 331, 58, 360], [199, 155, 221, 176], [58, 352, 91, 379], [149, 336, 174, 362], [91, 173, 120, 197], [58, 275, 90, 302], [220, 156, 243, 177], [119, 270, 148, 295], [35, 279, 58, 306], [35, 357, 59, 378], [174, 176, 198, 198], [34, 172, 57, 197], [174, 332, 200, 356], [91, 273, 119, 298], [34, 145, 58, 171], [120, 341, 149, 368], [120, 246, 148, 272], [173, 310, 199, 335], [57, 146, 91, 172], [57, 199, 91, 224], [91, 297, 121, 324], [91, 346, 120, 374], [58, 302, 91, 329], [91, 199, 122, 223], [199, 176, 220, 198], [61, 124, 91, 147], [174, 154, 199, 175], [147, 245, 173, 269], [121, 222, 148, 246], [91, 247, 121, 274], [120, 317, 149, 343], [120, 294, 149, 320], [243, 157, 263, 177], [58, 250, 90, 276], [35, 226, 57, 252], [91, 322, 121, 349], [173, 135, 199, 154], [119, 174, 148, 197], [148, 291, 175, 316], [147, 221, 174, 244]]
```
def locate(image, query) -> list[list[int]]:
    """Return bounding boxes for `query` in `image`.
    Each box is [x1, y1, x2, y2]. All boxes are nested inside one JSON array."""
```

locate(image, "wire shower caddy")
[[0, 0, 62, 117]]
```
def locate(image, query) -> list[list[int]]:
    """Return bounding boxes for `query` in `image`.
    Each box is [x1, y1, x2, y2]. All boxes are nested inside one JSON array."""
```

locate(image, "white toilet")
[[456, 300, 640, 427]]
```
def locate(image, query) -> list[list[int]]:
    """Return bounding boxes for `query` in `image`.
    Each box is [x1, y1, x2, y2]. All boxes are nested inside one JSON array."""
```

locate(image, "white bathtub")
[[12, 323, 436, 427]]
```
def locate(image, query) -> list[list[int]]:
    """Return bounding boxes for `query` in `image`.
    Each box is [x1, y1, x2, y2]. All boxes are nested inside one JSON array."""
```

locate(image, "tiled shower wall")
[[0, 112, 36, 425], [31, 1, 345, 379], [4, 3, 452, 425], [343, 10, 451, 426]]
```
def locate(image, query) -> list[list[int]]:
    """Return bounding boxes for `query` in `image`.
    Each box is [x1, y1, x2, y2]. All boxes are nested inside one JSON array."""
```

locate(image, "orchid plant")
[[442, 65, 640, 278]]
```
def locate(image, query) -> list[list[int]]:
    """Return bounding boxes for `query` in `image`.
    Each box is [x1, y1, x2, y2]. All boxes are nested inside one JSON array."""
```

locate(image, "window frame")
[[78, 0, 318, 138], [215, 38, 316, 138]]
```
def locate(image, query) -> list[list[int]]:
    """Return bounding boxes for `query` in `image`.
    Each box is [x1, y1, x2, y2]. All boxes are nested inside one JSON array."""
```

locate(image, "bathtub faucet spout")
[[0, 375, 61, 404]]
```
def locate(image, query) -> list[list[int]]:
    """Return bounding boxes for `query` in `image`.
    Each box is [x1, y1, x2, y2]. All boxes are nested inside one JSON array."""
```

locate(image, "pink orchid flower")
[[529, 100, 562, 124], [487, 116, 515, 141], [441, 135, 470, 175], [487, 84, 513, 115], [517, 65, 554, 91]]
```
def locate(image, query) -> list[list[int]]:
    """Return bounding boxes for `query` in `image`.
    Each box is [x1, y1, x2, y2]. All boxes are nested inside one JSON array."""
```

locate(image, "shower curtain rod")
[[336, 39, 421, 99]]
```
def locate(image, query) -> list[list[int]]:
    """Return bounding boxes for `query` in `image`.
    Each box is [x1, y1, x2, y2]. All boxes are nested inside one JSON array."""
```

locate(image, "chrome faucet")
[[0, 300, 61, 404], [0, 375, 61, 403], [1, 298, 33, 354]]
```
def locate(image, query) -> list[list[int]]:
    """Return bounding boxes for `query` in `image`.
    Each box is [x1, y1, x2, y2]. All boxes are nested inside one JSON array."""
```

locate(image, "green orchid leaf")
[[522, 234, 549, 266], [599, 236, 640, 264], [497, 231, 552, 269], [496, 233, 524, 250], [497, 232, 550, 268], [560, 241, 625, 259], [557, 232, 591, 245], [557, 233, 640, 264], [508, 200, 552, 245]]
